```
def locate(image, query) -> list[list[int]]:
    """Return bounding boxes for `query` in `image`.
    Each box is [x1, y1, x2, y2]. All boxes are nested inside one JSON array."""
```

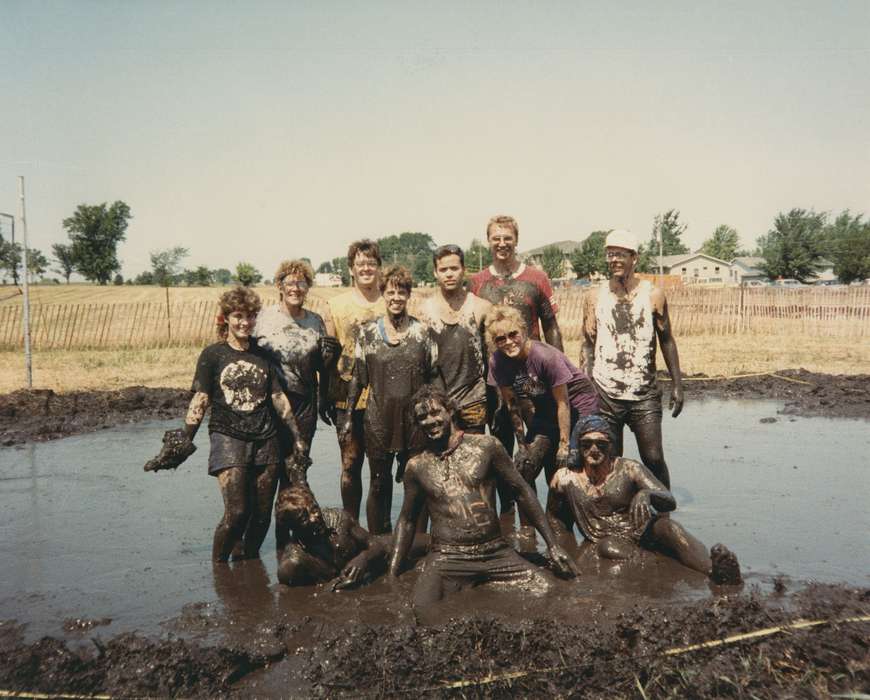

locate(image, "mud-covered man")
[[276, 483, 394, 590], [418, 244, 491, 434], [144, 286, 309, 563], [389, 386, 578, 608], [320, 240, 386, 519], [548, 415, 741, 584], [582, 229, 684, 487]]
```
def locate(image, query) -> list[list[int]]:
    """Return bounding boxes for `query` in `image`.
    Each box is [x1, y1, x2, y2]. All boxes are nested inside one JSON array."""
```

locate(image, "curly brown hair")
[[274, 259, 314, 289], [378, 264, 413, 294], [486, 215, 519, 240], [278, 484, 319, 530], [216, 286, 262, 339], [346, 239, 382, 271]]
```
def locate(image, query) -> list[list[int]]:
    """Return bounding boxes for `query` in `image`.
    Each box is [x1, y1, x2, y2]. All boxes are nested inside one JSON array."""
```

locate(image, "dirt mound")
[[0, 386, 189, 446], [1, 585, 866, 698]]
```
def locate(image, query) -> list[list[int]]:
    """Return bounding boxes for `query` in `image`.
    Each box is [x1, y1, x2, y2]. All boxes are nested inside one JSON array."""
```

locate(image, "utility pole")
[[18, 176, 33, 388], [657, 224, 664, 278]]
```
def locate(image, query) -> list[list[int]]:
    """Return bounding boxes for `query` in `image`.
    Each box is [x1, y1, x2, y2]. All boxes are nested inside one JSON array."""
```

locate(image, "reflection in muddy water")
[[0, 398, 867, 644]]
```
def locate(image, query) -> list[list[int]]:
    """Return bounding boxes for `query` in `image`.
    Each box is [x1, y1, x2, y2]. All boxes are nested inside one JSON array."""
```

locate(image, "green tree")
[[26, 248, 49, 277], [150, 246, 189, 286], [212, 268, 233, 285], [52, 243, 76, 283], [758, 209, 827, 282], [317, 260, 333, 274], [234, 262, 262, 287], [113, 273, 124, 285], [63, 201, 132, 285], [464, 239, 492, 274], [133, 271, 155, 285], [637, 210, 689, 273], [540, 245, 565, 280], [377, 232, 437, 284], [823, 210, 870, 283], [330, 257, 351, 286], [570, 230, 609, 279], [700, 225, 740, 261], [186, 266, 213, 286]]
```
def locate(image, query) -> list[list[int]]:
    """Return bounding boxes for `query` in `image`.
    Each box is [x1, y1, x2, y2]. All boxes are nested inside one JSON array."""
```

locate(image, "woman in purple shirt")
[[486, 305, 598, 513]]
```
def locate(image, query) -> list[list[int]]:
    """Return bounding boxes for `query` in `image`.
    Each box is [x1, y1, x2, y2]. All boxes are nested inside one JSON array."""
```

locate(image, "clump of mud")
[[1, 586, 866, 698]]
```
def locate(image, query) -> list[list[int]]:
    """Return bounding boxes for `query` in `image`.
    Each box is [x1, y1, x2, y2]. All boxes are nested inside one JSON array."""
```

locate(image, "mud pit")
[[0, 381, 868, 696]]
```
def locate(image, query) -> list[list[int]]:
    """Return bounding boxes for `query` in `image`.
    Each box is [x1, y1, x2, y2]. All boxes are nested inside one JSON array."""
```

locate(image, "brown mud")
[[0, 584, 866, 698], [2, 369, 867, 447]]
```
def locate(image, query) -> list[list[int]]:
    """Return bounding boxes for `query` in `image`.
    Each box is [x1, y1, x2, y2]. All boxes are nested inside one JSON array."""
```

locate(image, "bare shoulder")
[[470, 292, 493, 319]]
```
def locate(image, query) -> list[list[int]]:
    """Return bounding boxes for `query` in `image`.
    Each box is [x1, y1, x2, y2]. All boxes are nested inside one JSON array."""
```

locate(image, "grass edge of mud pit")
[[0, 584, 867, 698], [1, 369, 868, 447]]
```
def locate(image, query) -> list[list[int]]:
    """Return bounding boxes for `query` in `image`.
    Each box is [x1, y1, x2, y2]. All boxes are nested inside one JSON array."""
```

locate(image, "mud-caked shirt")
[[252, 305, 326, 399], [192, 342, 278, 441], [550, 457, 664, 543], [469, 264, 558, 340], [354, 316, 439, 456], [488, 340, 598, 431], [593, 279, 657, 400]]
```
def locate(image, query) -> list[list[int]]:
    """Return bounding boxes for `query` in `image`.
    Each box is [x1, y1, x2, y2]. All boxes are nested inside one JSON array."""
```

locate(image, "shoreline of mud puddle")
[[1, 369, 868, 447]]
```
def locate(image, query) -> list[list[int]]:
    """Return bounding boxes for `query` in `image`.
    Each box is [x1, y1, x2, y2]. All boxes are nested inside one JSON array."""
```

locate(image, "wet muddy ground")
[[0, 384, 868, 696]]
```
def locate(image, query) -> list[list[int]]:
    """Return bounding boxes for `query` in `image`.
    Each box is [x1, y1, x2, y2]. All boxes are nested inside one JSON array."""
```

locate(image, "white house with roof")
[[655, 253, 731, 285], [729, 256, 766, 285]]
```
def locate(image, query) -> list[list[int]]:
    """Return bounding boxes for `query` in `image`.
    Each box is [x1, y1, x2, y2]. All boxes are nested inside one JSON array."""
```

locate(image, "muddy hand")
[[669, 384, 684, 418], [143, 429, 196, 472], [332, 564, 363, 591], [630, 491, 652, 530], [555, 444, 569, 469], [548, 543, 579, 577], [293, 440, 313, 468], [318, 335, 341, 370]]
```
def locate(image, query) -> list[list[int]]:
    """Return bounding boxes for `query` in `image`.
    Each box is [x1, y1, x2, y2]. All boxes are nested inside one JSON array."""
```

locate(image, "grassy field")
[[1, 334, 868, 394]]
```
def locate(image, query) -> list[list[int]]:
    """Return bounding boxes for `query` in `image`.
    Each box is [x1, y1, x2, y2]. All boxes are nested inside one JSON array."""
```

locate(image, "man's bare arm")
[[651, 288, 684, 418], [551, 384, 571, 467], [581, 288, 597, 376], [388, 467, 425, 577], [498, 386, 527, 448], [545, 485, 575, 539], [272, 388, 312, 473], [541, 315, 564, 352]]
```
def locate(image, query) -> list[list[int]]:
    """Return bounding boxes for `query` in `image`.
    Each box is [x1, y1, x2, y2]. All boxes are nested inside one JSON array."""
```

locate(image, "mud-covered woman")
[[341, 265, 442, 534], [485, 304, 598, 523], [144, 286, 309, 562]]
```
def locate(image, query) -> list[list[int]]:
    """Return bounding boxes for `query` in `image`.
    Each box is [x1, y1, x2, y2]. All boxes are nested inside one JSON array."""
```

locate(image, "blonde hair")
[[274, 259, 314, 290], [486, 215, 519, 240], [483, 304, 525, 350]]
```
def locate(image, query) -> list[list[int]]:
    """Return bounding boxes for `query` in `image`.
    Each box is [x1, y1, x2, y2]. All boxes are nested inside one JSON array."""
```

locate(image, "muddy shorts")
[[456, 399, 488, 434], [415, 538, 541, 601], [208, 432, 280, 476], [594, 384, 662, 435]]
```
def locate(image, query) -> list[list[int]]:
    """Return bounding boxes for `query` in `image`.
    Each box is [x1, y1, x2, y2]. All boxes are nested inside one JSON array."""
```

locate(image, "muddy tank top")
[[593, 279, 657, 400]]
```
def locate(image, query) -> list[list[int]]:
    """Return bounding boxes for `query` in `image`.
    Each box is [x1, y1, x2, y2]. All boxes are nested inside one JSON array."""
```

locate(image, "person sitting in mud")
[[389, 385, 579, 608], [144, 286, 310, 563], [547, 415, 742, 584], [276, 483, 396, 590], [253, 258, 339, 483], [485, 305, 598, 522], [341, 264, 442, 534]]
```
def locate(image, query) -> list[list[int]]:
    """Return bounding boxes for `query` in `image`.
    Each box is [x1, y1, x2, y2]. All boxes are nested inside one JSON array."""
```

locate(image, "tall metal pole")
[[17, 176, 33, 388], [657, 226, 664, 278]]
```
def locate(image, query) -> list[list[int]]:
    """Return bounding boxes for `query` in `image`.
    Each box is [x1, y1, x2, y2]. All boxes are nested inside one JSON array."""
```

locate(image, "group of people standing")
[[145, 215, 741, 609]]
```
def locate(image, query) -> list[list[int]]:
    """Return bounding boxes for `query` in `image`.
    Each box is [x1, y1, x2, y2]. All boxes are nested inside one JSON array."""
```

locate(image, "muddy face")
[[434, 253, 465, 292], [226, 310, 256, 344], [605, 246, 637, 280], [579, 430, 612, 471], [280, 274, 309, 312], [413, 399, 451, 442], [488, 225, 518, 265], [382, 282, 409, 320], [351, 252, 380, 289]]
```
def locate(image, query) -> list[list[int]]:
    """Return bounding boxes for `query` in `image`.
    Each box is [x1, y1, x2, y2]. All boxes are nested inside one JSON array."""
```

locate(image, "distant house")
[[815, 259, 837, 282], [655, 253, 731, 285], [521, 240, 584, 281], [729, 256, 766, 285], [314, 272, 343, 287]]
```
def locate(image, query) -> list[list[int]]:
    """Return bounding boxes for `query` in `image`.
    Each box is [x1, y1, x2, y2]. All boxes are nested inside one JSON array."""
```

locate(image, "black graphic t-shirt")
[[192, 342, 278, 441]]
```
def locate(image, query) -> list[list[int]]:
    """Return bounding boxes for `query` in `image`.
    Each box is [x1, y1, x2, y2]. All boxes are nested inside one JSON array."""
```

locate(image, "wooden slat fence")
[[1, 287, 868, 350]]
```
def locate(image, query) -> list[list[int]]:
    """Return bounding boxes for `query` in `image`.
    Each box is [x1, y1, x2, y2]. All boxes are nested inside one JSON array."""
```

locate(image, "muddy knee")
[[597, 537, 637, 560], [710, 543, 742, 585], [277, 545, 307, 586]]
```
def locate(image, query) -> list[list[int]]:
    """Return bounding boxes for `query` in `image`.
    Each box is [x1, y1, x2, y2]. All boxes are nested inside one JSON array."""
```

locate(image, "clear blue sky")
[[2, 1, 868, 278]]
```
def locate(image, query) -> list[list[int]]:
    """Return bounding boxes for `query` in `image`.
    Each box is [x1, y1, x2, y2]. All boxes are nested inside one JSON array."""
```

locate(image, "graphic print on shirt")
[[219, 360, 269, 411]]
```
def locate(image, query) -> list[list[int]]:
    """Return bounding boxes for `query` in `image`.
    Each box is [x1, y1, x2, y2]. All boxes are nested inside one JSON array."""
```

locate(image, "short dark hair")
[[379, 264, 413, 294], [432, 244, 465, 267], [346, 239, 382, 270], [410, 384, 457, 423]]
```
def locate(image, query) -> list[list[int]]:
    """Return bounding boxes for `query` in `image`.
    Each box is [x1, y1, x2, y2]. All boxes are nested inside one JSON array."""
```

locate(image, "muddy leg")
[[242, 462, 280, 559], [650, 518, 711, 574], [517, 435, 551, 527], [366, 454, 395, 535], [633, 419, 670, 488], [338, 411, 365, 519], [213, 467, 249, 563], [277, 543, 337, 586], [488, 392, 516, 516], [596, 536, 640, 560]]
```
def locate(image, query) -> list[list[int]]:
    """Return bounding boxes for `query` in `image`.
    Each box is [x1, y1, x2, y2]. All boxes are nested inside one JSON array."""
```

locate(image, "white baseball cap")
[[605, 229, 638, 253]]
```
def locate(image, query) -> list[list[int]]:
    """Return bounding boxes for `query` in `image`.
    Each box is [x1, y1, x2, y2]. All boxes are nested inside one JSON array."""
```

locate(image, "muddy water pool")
[[0, 398, 866, 642]]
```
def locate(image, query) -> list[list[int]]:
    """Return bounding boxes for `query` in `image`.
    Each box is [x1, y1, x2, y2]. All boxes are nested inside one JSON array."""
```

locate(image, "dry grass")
[[1, 333, 868, 394]]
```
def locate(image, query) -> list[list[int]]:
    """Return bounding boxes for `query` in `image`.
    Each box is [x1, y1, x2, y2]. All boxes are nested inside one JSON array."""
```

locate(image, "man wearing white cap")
[[580, 229, 684, 488]]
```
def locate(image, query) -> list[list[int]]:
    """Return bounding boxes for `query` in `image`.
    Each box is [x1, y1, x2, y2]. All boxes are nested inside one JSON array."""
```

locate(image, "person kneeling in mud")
[[276, 483, 396, 590], [547, 415, 741, 584], [389, 386, 579, 608], [144, 286, 310, 563]]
